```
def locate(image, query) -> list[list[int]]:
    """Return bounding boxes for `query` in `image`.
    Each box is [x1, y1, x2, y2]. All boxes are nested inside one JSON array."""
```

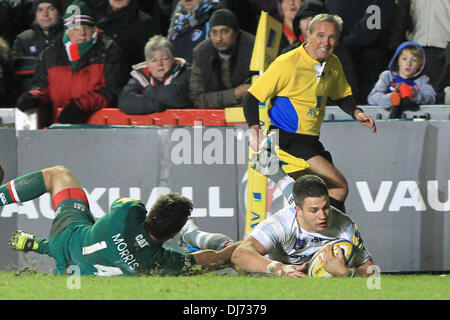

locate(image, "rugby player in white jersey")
[[230, 175, 374, 278]]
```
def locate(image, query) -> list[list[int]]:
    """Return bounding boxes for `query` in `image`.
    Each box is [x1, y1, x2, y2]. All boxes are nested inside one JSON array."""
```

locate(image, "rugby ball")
[[307, 239, 356, 278]]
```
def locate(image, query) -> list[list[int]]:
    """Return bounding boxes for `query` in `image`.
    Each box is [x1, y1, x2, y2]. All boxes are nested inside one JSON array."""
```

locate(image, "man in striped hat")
[[15, 0, 122, 124]]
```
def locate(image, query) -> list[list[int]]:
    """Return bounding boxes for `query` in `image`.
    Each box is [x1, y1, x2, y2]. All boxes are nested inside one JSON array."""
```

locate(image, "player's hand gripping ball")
[[307, 239, 356, 278]]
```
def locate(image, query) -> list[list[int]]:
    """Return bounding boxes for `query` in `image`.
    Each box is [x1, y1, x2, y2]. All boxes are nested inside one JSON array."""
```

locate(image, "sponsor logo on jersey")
[[293, 238, 306, 250], [0, 193, 6, 205], [74, 202, 85, 212], [135, 234, 149, 249]]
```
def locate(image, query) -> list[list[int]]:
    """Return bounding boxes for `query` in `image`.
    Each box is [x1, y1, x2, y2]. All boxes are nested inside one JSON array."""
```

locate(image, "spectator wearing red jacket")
[[15, 0, 121, 124]]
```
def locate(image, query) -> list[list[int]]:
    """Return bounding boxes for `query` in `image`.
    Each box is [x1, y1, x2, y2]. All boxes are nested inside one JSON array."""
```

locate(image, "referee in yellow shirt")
[[243, 13, 376, 212]]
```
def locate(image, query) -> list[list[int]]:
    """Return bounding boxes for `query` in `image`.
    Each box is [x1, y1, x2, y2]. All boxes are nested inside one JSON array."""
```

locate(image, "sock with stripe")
[[180, 218, 234, 251], [263, 166, 295, 206], [0, 170, 47, 206], [276, 174, 295, 206]]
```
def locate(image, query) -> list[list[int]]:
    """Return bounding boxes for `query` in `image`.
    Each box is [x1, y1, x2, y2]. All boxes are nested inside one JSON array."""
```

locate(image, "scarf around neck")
[[131, 57, 187, 88], [169, 0, 220, 37], [63, 29, 99, 69], [283, 23, 296, 44]]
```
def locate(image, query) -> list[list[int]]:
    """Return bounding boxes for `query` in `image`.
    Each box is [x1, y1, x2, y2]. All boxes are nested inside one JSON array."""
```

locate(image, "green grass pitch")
[[0, 271, 449, 300]]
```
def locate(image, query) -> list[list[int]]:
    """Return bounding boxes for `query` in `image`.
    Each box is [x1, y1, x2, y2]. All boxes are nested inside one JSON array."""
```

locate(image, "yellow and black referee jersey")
[[248, 43, 352, 137]]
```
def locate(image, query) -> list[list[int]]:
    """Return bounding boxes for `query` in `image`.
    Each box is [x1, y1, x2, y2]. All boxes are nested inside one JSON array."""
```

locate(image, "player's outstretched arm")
[[191, 242, 241, 272], [231, 237, 306, 278], [0, 165, 4, 184]]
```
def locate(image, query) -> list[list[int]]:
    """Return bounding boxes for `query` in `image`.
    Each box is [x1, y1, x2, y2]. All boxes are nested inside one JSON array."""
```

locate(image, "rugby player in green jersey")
[[1, 165, 238, 276]]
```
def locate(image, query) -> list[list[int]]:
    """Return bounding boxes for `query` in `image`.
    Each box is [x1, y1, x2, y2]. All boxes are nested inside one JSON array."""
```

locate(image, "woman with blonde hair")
[[119, 35, 192, 114]]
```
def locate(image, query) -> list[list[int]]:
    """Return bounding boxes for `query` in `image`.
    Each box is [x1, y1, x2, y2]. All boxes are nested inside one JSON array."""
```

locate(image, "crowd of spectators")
[[0, 0, 448, 125]]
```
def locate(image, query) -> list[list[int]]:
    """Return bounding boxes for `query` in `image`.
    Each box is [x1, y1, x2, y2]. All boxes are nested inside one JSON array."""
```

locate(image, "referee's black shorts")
[[270, 125, 333, 174]]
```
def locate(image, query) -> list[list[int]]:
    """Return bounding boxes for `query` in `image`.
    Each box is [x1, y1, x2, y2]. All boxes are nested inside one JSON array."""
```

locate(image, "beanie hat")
[[33, 0, 63, 14], [296, 0, 328, 21], [293, 0, 328, 40], [63, 0, 95, 29], [209, 8, 239, 31]]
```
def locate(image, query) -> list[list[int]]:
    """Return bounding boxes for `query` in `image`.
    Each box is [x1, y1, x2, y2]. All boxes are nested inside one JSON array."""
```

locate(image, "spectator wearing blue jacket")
[[368, 41, 436, 117]]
